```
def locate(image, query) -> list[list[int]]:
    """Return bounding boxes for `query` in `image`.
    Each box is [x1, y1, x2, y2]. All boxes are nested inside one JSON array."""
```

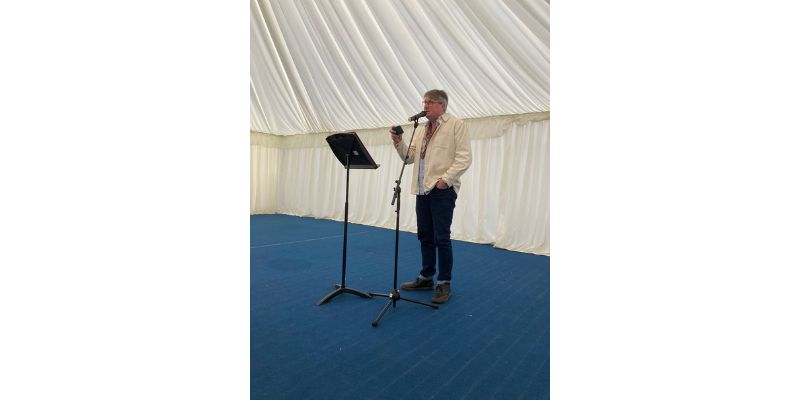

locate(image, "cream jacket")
[[394, 113, 472, 195]]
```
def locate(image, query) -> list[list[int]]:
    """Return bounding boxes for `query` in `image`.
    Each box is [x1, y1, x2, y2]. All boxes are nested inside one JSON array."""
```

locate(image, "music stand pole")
[[370, 119, 438, 327], [317, 151, 372, 305]]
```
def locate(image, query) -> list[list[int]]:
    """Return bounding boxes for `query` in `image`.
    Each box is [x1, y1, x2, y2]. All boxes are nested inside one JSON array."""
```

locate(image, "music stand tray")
[[317, 132, 379, 305]]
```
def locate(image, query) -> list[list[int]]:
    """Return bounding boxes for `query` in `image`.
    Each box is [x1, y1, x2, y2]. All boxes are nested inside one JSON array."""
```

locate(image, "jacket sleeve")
[[441, 119, 471, 186], [394, 139, 415, 165]]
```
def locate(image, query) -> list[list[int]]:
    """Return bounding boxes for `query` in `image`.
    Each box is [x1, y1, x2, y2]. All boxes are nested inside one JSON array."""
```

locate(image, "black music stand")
[[317, 132, 379, 306]]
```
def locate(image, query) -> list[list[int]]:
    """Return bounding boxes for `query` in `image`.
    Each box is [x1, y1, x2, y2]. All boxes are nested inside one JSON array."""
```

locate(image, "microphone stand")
[[369, 118, 438, 327]]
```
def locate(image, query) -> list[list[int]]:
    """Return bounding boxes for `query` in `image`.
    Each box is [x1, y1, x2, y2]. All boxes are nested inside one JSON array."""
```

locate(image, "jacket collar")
[[429, 113, 450, 127]]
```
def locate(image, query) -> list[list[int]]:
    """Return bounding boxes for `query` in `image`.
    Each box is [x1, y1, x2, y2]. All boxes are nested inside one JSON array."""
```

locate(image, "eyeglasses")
[[422, 100, 441, 105]]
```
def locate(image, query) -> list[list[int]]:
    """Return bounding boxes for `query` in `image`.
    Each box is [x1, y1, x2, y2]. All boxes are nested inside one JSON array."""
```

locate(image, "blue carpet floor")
[[251, 214, 549, 399]]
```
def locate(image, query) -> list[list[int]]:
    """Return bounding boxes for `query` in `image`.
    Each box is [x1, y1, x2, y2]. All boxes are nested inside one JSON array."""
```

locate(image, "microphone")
[[407, 110, 427, 122]]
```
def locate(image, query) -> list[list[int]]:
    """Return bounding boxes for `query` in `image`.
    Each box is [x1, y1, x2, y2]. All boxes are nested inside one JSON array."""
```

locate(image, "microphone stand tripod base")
[[368, 289, 438, 327]]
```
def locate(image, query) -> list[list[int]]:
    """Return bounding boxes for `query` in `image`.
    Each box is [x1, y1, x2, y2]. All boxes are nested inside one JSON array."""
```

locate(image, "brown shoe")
[[431, 283, 451, 304], [400, 277, 434, 291]]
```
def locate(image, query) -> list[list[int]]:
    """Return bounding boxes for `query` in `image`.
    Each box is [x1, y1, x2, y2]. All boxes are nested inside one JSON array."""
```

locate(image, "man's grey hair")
[[424, 89, 448, 111]]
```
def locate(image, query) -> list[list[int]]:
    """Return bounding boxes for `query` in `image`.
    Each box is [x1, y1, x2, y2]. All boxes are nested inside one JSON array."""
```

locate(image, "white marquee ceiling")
[[251, 0, 549, 135]]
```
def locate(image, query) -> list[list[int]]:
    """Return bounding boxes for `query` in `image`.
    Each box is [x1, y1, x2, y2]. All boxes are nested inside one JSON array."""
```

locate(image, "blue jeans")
[[416, 186, 457, 281]]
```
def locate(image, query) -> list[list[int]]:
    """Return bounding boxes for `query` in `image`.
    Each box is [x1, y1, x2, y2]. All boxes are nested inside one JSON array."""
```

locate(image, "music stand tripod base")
[[318, 284, 372, 306]]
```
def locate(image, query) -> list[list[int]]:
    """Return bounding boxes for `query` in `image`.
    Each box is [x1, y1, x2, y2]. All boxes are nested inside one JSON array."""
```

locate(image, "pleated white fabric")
[[250, 0, 550, 135], [250, 0, 549, 254], [250, 113, 549, 255]]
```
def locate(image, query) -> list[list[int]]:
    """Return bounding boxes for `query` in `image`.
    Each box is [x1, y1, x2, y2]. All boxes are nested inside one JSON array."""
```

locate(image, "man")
[[389, 89, 472, 304]]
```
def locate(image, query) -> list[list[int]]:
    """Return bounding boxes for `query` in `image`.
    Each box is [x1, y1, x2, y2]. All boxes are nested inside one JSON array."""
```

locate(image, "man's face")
[[423, 97, 445, 120]]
